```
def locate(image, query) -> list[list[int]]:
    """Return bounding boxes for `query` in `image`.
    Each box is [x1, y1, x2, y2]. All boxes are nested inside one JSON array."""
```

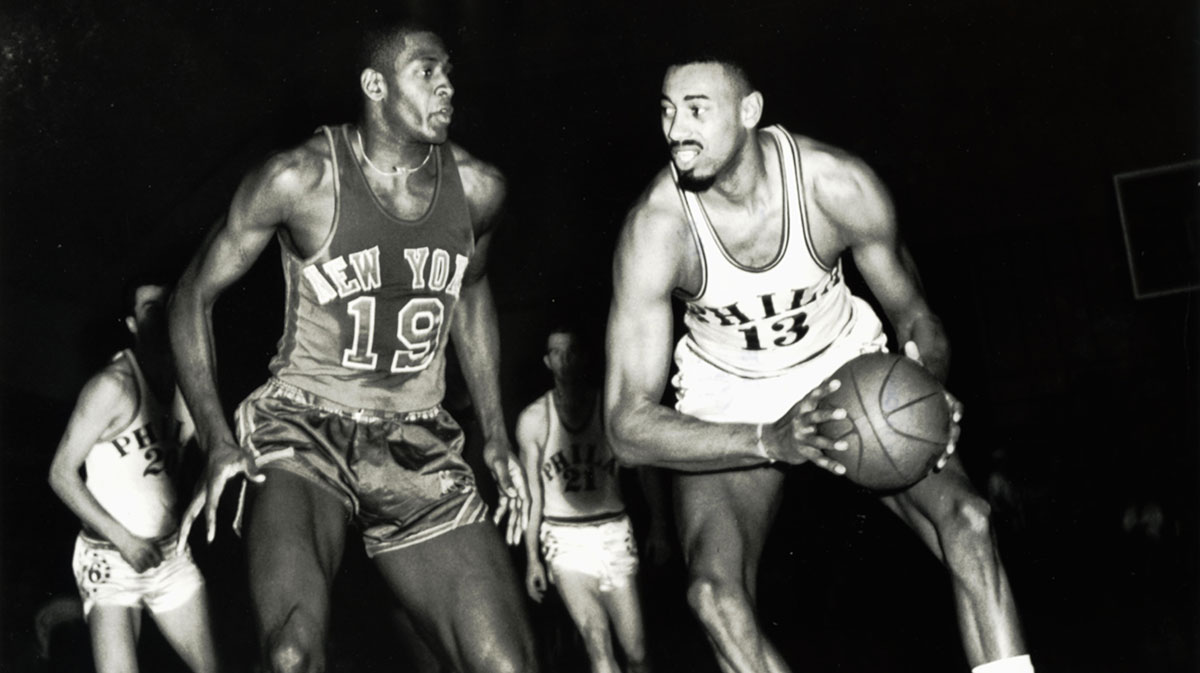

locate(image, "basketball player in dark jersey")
[[169, 24, 536, 673], [605, 58, 1032, 673]]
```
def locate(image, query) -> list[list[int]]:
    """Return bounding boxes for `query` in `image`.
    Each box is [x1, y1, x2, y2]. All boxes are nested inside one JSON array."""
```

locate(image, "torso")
[[663, 126, 860, 377], [268, 124, 477, 412], [83, 350, 186, 539], [537, 390, 624, 521]]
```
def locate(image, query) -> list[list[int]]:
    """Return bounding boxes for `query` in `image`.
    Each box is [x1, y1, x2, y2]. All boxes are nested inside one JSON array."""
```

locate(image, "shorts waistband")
[[543, 511, 627, 526], [263, 378, 443, 423], [79, 529, 179, 552]]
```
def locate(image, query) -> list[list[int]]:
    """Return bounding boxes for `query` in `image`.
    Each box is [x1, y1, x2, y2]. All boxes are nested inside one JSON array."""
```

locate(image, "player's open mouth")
[[673, 147, 700, 166], [431, 107, 454, 125]]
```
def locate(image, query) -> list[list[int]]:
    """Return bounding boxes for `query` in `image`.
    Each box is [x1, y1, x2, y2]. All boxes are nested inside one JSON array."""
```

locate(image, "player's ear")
[[124, 315, 138, 336], [542, 354, 551, 371], [360, 67, 386, 101], [740, 90, 763, 129]]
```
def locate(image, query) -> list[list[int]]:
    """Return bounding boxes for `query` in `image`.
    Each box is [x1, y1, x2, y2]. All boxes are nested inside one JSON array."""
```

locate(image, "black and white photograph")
[[1, 1, 1196, 671]]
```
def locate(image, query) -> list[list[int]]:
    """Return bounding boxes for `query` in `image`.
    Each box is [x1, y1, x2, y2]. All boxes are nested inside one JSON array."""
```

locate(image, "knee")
[[939, 495, 998, 568], [686, 574, 752, 630], [469, 636, 536, 673], [576, 618, 613, 655], [264, 615, 323, 673]]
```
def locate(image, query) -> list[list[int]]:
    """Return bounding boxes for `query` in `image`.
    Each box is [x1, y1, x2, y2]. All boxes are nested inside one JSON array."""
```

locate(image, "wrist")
[[755, 423, 777, 464]]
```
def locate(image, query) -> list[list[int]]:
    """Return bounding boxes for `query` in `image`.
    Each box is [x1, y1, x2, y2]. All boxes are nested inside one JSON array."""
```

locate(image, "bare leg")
[[372, 522, 537, 673], [554, 567, 620, 673], [676, 466, 790, 673], [87, 605, 142, 673], [601, 576, 652, 673], [880, 455, 1027, 667], [245, 470, 348, 673], [150, 586, 221, 673]]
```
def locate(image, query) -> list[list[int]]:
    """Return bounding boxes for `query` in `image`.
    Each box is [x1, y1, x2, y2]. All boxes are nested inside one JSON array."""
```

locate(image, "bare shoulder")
[[257, 134, 334, 204], [618, 168, 691, 261], [76, 358, 137, 423], [449, 141, 506, 227], [792, 133, 894, 239], [516, 394, 549, 444]]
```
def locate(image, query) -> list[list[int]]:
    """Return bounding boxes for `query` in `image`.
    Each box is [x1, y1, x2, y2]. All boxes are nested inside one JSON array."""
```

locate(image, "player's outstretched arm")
[[605, 196, 848, 471], [169, 148, 314, 547], [48, 370, 163, 572], [450, 146, 528, 545], [515, 402, 548, 602]]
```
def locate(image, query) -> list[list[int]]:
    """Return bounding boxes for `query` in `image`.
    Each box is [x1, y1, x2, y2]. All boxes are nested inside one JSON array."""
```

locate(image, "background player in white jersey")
[[605, 56, 1033, 673], [519, 325, 667, 673], [169, 22, 536, 673], [48, 279, 219, 673]]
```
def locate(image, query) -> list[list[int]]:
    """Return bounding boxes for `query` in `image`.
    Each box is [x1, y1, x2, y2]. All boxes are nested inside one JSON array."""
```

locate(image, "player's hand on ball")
[[905, 340, 964, 471], [526, 560, 548, 603], [767, 377, 850, 475], [487, 442, 530, 546], [177, 440, 264, 554]]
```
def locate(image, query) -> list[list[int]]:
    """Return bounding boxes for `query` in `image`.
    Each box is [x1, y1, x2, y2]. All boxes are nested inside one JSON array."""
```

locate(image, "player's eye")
[[661, 106, 676, 119]]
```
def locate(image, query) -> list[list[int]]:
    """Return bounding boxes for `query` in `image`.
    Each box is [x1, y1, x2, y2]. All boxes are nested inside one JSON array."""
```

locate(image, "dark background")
[[2, 0, 1197, 671]]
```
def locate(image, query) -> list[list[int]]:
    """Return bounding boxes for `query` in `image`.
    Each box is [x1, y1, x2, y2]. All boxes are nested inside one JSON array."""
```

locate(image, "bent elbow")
[[606, 409, 649, 468]]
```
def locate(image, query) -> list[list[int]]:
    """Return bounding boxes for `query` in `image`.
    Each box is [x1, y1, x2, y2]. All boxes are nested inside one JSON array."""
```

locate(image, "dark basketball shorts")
[[234, 378, 488, 557]]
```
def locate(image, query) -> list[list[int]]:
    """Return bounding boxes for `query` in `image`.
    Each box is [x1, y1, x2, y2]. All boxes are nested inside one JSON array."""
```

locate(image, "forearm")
[[168, 284, 237, 453], [898, 313, 951, 382], [451, 278, 507, 441], [609, 399, 769, 471], [524, 506, 543, 565]]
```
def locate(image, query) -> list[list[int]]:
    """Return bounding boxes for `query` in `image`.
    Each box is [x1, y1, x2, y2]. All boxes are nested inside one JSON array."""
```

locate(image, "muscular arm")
[[169, 146, 324, 542], [604, 200, 772, 471], [811, 155, 950, 381], [515, 403, 546, 566], [449, 147, 509, 447]]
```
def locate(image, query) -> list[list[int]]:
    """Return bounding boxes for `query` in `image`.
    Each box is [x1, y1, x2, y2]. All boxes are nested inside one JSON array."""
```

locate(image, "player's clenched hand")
[[525, 559, 548, 603], [765, 377, 849, 475], [115, 531, 163, 573], [904, 341, 964, 470], [177, 440, 263, 554], [486, 440, 530, 546]]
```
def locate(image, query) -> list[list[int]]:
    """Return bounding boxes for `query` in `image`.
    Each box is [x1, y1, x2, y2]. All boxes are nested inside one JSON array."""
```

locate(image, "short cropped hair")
[[666, 51, 756, 98], [120, 271, 170, 317], [359, 21, 436, 74]]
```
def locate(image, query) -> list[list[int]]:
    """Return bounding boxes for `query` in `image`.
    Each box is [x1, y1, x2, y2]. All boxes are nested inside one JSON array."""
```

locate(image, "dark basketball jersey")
[[269, 125, 475, 412]]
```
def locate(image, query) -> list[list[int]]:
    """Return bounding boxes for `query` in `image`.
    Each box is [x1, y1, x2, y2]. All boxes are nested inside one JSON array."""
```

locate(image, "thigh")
[[675, 466, 787, 587], [553, 567, 610, 632], [245, 469, 349, 635], [87, 605, 141, 673], [372, 523, 535, 672], [151, 589, 219, 673]]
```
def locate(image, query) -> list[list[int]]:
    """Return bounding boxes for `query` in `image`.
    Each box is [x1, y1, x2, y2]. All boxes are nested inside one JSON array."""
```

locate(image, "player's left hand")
[[904, 341, 963, 470], [485, 440, 530, 546]]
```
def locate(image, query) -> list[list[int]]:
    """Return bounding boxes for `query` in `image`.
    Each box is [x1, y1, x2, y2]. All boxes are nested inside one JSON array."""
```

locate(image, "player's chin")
[[676, 167, 716, 192]]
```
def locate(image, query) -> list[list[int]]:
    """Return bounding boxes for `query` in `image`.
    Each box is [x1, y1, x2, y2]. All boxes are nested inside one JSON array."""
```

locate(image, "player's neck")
[[710, 131, 770, 209], [552, 384, 595, 424], [356, 118, 433, 175]]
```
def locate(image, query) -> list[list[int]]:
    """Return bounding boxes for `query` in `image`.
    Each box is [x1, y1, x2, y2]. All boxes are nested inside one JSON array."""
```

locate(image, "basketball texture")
[[817, 352, 951, 491]]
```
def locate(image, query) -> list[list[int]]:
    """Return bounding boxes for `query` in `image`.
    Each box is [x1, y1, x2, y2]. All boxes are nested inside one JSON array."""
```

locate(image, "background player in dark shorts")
[[169, 23, 536, 673]]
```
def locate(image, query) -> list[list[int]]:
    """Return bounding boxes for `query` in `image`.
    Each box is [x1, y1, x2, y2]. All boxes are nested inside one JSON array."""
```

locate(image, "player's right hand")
[[115, 532, 163, 573], [177, 441, 263, 553], [525, 560, 548, 603], [767, 377, 850, 475]]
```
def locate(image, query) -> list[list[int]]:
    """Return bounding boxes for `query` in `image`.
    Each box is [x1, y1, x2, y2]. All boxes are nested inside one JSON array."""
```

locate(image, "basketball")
[[816, 352, 951, 491]]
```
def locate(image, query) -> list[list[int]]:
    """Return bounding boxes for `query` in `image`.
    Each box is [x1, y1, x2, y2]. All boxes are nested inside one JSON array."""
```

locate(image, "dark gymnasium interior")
[[1, 1, 1197, 671]]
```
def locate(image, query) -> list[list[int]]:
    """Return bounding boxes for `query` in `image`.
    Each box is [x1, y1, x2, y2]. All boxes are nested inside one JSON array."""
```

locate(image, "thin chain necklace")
[[356, 128, 432, 177]]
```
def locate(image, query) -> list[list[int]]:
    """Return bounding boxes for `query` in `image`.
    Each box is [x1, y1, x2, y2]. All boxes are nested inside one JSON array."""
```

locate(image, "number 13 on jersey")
[[341, 296, 445, 373]]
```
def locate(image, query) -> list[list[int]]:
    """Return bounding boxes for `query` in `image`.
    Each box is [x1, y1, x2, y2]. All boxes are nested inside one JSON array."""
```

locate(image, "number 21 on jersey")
[[341, 296, 444, 373]]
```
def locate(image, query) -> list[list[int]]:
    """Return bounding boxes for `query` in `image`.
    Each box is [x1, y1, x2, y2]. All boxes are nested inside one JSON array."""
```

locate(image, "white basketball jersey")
[[83, 350, 187, 539], [673, 125, 867, 378], [537, 391, 624, 521]]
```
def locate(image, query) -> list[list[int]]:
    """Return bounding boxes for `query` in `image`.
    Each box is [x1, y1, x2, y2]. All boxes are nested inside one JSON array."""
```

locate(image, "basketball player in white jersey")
[[169, 23, 536, 673], [605, 57, 1033, 673], [48, 280, 219, 673], [519, 325, 665, 673]]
